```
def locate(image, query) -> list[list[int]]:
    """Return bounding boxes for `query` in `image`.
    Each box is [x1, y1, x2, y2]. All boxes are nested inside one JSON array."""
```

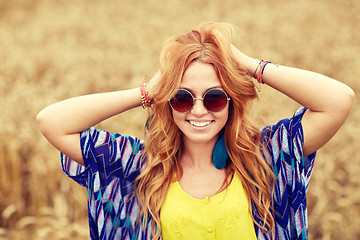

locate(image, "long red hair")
[[134, 22, 275, 239]]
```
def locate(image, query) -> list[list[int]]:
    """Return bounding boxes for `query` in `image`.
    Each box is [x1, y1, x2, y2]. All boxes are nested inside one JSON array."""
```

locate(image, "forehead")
[[181, 61, 221, 91]]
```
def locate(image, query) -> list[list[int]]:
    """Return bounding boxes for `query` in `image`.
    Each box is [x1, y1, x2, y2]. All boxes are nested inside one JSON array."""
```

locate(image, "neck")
[[181, 136, 218, 169]]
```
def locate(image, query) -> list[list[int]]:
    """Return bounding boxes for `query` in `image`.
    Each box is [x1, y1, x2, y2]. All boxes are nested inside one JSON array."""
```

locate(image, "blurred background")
[[0, 0, 359, 239]]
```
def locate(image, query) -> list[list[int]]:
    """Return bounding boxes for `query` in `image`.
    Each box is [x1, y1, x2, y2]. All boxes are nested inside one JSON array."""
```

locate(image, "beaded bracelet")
[[140, 83, 151, 109]]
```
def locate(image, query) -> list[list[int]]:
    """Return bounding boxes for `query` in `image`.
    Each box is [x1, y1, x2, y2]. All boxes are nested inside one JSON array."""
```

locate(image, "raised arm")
[[36, 72, 161, 165], [232, 46, 355, 156], [36, 89, 142, 164]]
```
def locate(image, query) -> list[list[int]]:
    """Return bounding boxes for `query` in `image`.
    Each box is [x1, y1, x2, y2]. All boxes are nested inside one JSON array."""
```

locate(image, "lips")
[[187, 120, 213, 127]]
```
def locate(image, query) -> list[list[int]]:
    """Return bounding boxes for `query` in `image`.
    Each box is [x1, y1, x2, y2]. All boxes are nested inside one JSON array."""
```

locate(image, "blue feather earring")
[[212, 130, 229, 169], [145, 114, 155, 130]]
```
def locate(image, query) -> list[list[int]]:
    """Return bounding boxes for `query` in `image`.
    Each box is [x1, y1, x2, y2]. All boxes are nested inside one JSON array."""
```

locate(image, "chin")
[[182, 132, 220, 144]]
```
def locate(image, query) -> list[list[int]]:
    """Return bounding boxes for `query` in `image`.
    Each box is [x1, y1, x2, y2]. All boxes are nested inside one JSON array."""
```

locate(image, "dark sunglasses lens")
[[204, 89, 228, 112], [170, 90, 193, 112]]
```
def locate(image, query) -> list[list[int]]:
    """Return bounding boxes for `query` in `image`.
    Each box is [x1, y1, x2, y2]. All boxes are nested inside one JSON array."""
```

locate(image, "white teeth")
[[189, 120, 212, 127]]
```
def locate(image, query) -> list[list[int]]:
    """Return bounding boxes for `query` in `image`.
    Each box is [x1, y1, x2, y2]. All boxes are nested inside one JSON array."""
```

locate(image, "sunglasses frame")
[[169, 88, 230, 113]]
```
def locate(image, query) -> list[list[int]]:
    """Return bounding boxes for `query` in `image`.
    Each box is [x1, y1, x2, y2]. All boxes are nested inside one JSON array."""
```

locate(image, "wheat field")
[[0, 0, 359, 239]]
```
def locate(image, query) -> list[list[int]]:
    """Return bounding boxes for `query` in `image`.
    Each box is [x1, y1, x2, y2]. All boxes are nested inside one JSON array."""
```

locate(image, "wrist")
[[140, 83, 151, 109], [146, 83, 155, 101], [247, 57, 261, 78]]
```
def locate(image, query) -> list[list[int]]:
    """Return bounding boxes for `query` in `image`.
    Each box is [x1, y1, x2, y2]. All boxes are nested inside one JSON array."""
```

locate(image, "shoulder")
[[81, 127, 144, 156], [260, 107, 307, 149]]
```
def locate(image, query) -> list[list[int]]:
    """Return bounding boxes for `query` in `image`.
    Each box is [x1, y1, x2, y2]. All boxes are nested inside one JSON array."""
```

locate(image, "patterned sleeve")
[[261, 107, 316, 191], [60, 127, 145, 188], [257, 107, 317, 239], [60, 127, 147, 239]]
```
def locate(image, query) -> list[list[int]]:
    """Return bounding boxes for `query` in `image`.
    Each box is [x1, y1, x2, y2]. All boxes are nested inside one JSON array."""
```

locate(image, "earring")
[[145, 114, 155, 130], [212, 130, 229, 169]]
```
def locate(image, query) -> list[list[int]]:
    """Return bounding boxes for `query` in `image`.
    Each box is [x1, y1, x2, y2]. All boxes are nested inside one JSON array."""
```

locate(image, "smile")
[[188, 120, 213, 127]]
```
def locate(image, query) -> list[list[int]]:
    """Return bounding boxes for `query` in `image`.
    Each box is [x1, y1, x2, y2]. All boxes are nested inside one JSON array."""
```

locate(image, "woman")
[[36, 23, 354, 240]]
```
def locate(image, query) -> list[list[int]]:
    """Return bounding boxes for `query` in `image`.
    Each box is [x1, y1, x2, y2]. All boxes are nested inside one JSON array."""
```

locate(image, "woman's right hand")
[[147, 70, 162, 101]]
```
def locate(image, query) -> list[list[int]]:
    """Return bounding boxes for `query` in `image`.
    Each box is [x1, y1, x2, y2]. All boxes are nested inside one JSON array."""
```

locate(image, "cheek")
[[222, 113, 229, 128], [171, 110, 183, 127], [218, 107, 229, 124]]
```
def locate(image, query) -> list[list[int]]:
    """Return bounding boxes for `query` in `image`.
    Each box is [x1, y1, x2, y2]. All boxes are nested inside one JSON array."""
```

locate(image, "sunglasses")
[[169, 88, 230, 113]]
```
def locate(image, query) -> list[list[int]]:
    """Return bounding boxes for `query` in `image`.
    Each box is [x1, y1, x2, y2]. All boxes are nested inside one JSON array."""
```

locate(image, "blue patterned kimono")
[[61, 107, 316, 239]]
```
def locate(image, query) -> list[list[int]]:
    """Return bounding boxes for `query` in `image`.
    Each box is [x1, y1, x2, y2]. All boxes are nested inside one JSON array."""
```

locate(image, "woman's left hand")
[[231, 44, 355, 156], [231, 45, 260, 77]]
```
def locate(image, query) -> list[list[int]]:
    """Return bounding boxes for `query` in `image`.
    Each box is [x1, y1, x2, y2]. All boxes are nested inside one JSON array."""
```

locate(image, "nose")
[[190, 98, 208, 115]]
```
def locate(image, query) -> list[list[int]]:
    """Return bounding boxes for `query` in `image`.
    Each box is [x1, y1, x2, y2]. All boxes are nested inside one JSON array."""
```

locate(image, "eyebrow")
[[179, 85, 223, 96]]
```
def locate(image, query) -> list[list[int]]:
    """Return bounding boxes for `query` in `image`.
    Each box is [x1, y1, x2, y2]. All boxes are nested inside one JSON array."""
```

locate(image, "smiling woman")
[[171, 62, 229, 145], [36, 22, 354, 240]]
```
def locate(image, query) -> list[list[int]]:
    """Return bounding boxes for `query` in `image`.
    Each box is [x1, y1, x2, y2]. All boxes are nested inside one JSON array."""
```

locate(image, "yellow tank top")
[[160, 173, 257, 239]]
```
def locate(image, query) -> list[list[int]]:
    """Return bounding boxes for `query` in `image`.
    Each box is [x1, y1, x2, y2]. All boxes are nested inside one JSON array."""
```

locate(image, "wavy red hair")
[[134, 22, 275, 239]]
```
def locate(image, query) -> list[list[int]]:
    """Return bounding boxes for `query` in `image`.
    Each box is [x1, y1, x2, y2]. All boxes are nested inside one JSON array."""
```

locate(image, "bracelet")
[[253, 59, 263, 78], [256, 60, 270, 84], [254, 59, 271, 92], [140, 83, 151, 109]]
